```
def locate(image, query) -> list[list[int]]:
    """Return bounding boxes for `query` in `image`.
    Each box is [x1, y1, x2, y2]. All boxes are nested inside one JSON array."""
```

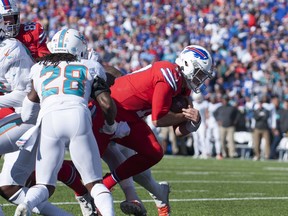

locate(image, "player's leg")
[[1, 148, 72, 215], [119, 145, 170, 216], [58, 160, 95, 216], [213, 125, 222, 159], [69, 108, 114, 216], [0, 113, 33, 154], [103, 143, 146, 215], [15, 111, 68, 215], [103, 119, 163, 190], [25, 161, 95, 216]]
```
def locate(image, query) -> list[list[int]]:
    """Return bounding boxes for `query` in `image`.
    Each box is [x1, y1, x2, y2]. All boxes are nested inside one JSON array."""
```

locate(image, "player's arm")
[[0, 45, 33, 108], [151, 82, 187, 127], [21, 81, 40, 122], [172, 105, 202, 137], [91, 76, 117, 126], [35, 23, 50, 58]]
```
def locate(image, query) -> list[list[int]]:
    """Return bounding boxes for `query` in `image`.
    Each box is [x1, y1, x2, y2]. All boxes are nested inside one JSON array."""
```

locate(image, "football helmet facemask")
[[50, 28, 88, 60], [0, 0, 20, 37], [175, 45, 214, 93]]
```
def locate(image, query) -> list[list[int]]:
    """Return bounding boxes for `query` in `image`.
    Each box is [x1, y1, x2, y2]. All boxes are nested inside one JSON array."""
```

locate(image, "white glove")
[[100, 121, 118, 135], [100, 121, 131, 138], [112, 121, 131, 139]]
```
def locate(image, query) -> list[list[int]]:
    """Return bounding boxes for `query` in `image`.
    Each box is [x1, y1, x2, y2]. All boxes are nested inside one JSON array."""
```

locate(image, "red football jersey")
[[16, 22, 50, 59], [111, 61, 190, 121]]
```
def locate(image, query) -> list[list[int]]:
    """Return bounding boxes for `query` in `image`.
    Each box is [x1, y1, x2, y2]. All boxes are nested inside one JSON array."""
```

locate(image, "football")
[[170, 95, 189, 113]]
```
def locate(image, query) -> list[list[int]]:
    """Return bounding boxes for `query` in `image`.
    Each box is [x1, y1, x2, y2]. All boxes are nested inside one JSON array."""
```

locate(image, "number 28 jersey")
[[30, 59, 106, 111]]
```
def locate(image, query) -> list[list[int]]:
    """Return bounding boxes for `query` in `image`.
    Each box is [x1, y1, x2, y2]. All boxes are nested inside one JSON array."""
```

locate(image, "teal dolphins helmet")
[[50, 28, 88, 60]]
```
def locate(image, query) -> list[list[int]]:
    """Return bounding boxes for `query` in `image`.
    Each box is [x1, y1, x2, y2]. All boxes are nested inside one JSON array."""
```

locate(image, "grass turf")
[[1, 155, 288, 215]]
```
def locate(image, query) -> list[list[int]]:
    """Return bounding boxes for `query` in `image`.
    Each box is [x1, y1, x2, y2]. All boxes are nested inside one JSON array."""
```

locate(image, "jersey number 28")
[[41, 65, 87, 98]]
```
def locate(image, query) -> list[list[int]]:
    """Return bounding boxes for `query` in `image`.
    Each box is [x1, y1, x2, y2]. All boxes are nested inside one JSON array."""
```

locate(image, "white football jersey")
[[31, 59, 106, 112], [0, 38, 34, 109], [207, 102, 222, 124], [193, 100, 209, 122]]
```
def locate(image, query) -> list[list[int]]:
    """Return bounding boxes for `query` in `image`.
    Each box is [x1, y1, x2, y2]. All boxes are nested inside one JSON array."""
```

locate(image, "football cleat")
[[120, 200, 147, 216], [75, 193, 98, 216], [14, 203, 32, 216], [157, 205, 170, 216], [149, 181, 171, 216]]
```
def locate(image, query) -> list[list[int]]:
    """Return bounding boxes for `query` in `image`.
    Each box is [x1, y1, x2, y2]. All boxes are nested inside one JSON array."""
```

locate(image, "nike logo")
[[4, 49, 10, 56]]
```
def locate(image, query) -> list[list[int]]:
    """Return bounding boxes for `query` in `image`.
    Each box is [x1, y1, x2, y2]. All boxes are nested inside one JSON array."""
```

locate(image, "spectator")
[[270, 95, 281, 159], [214, 95, 240, 158], [191, 93, 209, 159], [252, 98, 271, 160], [205, 93, 223, 159], [16, 0, 288, 160]]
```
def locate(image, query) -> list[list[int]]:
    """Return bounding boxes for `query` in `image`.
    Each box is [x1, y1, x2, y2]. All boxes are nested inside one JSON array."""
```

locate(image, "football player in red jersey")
[[1, 0, 49, 59], [93, 45, 214, 215], [0, 1, 96, 215]]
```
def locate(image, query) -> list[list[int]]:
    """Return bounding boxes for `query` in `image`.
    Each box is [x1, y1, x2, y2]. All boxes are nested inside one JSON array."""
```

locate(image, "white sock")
[[119, 177, 141, 201], [8, 186, 71, 216], [8, 187, 39, 214], [91, 183, 115, 216], [9, 187, 27, 205], [133, 169, 163, 200], [24, 185, 49, 212]]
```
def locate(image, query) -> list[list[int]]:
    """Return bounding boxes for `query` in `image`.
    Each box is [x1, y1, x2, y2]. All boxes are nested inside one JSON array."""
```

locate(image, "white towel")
[[16, 124, 40, 152]]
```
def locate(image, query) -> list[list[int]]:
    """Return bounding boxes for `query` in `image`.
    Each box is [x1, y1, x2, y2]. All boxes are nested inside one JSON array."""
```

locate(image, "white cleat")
[[120, 200, 147, 216], [14, 203, 32, 216], [75, 193, 97, 216], [149, 181, 171, 216]]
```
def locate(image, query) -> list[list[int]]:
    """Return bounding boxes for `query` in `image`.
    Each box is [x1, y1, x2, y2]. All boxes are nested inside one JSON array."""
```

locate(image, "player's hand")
[[100, 121, 118, 135], [182, 105, 200, 124], [100, 121, 131, 138], [112, 121, 131, 139]]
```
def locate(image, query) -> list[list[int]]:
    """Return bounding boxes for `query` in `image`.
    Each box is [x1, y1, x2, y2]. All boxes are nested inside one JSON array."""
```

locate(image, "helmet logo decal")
[[2, 0, 11, 9], [75, 34, 87, 45], [184, 47, 208, 60], [58, 29, 68, 48]]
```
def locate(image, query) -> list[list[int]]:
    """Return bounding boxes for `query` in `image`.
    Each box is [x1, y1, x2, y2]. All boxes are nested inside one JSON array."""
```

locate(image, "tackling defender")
[[14, 28, 130, 216], [0, 1, 97, 215]]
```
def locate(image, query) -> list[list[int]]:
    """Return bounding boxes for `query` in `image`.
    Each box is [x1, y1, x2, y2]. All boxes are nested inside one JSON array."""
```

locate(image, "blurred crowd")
[[18, 0, 288, 159]]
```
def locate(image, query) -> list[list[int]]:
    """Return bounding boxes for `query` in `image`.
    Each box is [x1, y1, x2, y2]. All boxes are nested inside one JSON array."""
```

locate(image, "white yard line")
[[2, 197, 288, 207]]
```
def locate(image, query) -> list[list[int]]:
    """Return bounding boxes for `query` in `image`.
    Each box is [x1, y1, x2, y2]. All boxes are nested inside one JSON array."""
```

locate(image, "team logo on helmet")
[[183, 46, 209, 60]]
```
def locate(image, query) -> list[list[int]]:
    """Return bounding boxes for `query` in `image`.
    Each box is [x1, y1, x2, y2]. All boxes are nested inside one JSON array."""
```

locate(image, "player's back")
[[111, 61, 184, 112], [31, 59, 106, 111], [16, 22, 50, 59]]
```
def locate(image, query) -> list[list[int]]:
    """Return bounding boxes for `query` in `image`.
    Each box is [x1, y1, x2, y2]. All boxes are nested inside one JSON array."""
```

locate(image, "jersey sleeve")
[[151, 62, 185, 121], [89, 61, 107, 81], [151, 81, 174, 121], [0, 40, 34, 107], [35, 23, 50, 58]]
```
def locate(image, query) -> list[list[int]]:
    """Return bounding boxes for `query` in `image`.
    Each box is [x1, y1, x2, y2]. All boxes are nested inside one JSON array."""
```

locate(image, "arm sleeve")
[[0, 44, 33, 108], [151, 82, 174, 121], [0, 90, 27, 108], [36, 23, 50, 58]]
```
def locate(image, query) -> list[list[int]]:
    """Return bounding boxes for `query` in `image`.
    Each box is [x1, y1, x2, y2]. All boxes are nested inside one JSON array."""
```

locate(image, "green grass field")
[[1, 155, 288, 216]]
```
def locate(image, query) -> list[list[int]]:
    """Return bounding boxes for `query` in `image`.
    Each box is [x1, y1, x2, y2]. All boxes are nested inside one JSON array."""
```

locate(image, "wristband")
[[104, 120, 117, 134]]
